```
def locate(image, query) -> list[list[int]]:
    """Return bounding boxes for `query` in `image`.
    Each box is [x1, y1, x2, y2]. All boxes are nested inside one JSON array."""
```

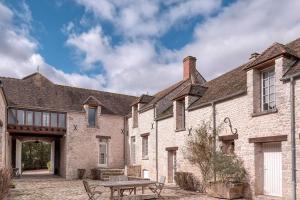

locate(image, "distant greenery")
[[22, 142, 51, 170]]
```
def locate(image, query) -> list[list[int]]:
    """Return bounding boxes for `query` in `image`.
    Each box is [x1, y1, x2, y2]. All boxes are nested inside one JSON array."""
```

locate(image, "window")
[[221, 140, 235, 155], [34, 112, 42, 126], [26, 111, 33, 125], [132, 105, 138, 128], [262, 69, 275, 111], [8, 109, 17, 124], [58, 113, 66, 128], [51, 113, 58, 127], [88, 107, 97, 127], [142, 136, 148, 159], [99, 142, 108, 166], [17, 110, 25, 125], [43, 112, 50, 126], [176, 100, 185, 130], [131, 137, 136, 164]]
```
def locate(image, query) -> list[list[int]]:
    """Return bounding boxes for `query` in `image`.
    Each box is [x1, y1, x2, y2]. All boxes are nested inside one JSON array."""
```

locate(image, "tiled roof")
[[0, 73, 137, 115], [189, 64, 247, 109], [244, 42, 299, 70], [131, 94, 154, 106], [172, 84, 207, 100]]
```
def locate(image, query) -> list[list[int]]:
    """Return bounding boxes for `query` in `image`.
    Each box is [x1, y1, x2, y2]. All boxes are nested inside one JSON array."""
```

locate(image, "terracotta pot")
[[206, 181, 245, 199], [90, 168, 101, 180]]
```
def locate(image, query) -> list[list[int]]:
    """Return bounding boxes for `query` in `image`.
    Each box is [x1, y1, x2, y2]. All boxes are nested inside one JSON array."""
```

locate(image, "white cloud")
[[180, 0, 300, 79], [67, 0, 300, 95], [0, 2, 107, 91], [75, 0, 221, 38], [66, 26, 181, 94]]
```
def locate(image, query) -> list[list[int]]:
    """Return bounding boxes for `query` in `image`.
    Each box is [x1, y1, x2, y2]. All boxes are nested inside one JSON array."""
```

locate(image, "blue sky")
[[0, 0, 300, 95]]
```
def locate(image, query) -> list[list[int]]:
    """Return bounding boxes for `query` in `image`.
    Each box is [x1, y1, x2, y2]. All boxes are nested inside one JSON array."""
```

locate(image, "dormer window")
[[132, 105, 138, 128], [88, 107, 97, 127], [261, 68, 275, 111], [176, 99, 185, 130]]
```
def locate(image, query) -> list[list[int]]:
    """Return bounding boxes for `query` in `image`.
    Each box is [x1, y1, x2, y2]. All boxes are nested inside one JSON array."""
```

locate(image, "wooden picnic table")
[[100, 180, 156, 199]]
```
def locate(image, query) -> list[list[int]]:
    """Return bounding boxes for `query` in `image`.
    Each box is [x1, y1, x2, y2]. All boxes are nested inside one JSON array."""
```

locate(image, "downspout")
[[290, 77, 296, 200], [212, 102, 217, 182], [154, 106, 158, 181], [123, 116, 127, 167]]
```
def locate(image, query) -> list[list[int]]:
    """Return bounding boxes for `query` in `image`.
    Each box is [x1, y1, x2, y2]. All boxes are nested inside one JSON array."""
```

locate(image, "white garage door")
[[263, 142, 282, 197]]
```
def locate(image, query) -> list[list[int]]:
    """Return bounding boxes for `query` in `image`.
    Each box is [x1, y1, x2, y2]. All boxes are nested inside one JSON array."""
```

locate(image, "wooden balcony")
[[7, 124, 66, 137]]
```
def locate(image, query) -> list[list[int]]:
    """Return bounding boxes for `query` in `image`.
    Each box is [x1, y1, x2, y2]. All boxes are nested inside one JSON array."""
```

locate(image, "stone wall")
[[0, 89, 6, 167], [65, 109, 125, 179], [127, 56, 300, 199]]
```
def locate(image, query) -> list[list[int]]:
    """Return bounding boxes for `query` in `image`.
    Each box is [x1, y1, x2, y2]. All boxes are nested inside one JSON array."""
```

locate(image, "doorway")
[[263, 142, 282, 196], [167, 150, 176, 183]]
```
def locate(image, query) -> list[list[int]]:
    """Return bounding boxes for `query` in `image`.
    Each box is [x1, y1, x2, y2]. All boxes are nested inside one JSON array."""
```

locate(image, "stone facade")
[[127, 55, 300, 199], [0, 88, 6, 167], [65, 109, 125, 179]]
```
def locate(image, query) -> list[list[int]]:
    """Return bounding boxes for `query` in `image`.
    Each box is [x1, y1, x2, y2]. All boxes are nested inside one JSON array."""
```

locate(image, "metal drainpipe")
[[290, 77, 297, 200], [123, 116, 127, 168], [212, 102, 216, 182], [155, 107, 158, 181]]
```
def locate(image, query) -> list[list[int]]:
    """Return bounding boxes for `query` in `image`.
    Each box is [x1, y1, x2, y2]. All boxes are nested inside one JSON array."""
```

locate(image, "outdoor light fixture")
[[224, 117, 238, 135]]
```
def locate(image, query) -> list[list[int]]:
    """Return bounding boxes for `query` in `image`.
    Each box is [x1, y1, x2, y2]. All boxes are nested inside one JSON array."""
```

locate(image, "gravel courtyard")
[[8, 175, 216, 200]]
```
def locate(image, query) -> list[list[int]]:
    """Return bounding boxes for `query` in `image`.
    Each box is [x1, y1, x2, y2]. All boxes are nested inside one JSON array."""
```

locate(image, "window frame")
[[131, 136, 136, 164], [261, 67, 276, 112], [142, 135, 149, 159], [176, 99, 185, 130], [88, 107, 97, 128], [98, 141, 108, 167], [132, 105, 138, 128]]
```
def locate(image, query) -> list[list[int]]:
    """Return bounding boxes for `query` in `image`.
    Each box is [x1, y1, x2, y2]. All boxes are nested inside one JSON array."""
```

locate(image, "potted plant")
[[206, 152, 247, 199], [77, 169, 86, 180]]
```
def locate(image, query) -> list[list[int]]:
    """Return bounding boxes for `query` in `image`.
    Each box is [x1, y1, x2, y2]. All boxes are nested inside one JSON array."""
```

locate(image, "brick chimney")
[[183, 56, 197, 80]]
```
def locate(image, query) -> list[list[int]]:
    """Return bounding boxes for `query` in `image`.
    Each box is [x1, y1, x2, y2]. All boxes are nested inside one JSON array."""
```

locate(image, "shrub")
[[0, 168, 11, 199], [183, 122, 215, 189], [174, 172, 203, 192], [212, 152, 247, 184]]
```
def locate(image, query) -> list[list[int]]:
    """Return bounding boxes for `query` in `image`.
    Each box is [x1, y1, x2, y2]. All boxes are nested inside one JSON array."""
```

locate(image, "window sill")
[[87, 125, 99, 129], [175, 128, 186, 132], [251, 108, 278, 117]]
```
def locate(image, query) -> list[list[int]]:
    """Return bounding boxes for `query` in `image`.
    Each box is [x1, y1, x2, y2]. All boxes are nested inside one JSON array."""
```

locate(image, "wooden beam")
[[248, 135, 287, 143], [140, 132, 150, 137], [219, 134, 238, 141], [165, 147, 178, 151], [96, 135, 111, 139]]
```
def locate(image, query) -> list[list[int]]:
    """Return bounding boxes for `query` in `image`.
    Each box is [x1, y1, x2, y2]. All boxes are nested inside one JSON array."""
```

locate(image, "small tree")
[[183, 122, 215, 190]]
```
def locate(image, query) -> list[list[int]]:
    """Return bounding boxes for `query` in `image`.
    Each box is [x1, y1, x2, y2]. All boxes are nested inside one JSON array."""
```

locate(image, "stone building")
[[0, 73, 136, 179], [1, 37, 300, 199], [127, 38, 300, 199]]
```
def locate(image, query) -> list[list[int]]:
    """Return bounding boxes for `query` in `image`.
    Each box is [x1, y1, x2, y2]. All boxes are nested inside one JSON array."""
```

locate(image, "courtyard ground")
[[8, 175, 219, 200]]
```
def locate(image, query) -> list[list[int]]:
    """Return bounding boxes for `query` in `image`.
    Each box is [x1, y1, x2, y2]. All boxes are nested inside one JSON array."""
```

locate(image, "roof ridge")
[[55, 83, 137, 98]]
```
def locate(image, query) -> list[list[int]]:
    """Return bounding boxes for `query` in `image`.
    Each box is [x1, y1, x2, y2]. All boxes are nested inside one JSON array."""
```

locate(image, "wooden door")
[[263, 142, 282, 196], [168, 151, 176, 183]]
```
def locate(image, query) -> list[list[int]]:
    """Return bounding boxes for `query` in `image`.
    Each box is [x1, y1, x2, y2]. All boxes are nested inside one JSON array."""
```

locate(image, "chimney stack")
[[249, 52, 260, 61], [183, 56, 196, 80]]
